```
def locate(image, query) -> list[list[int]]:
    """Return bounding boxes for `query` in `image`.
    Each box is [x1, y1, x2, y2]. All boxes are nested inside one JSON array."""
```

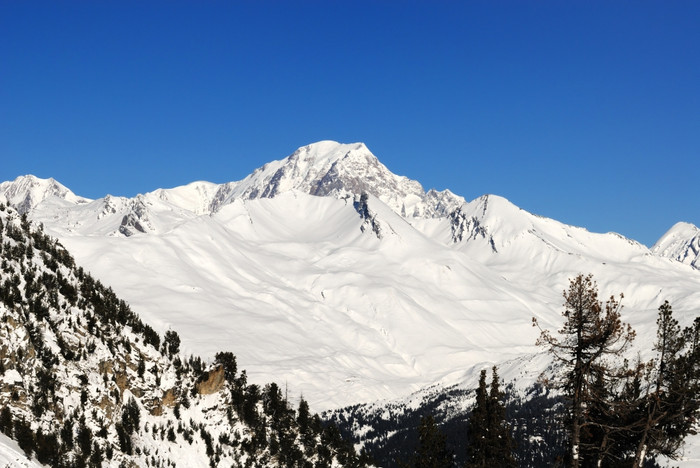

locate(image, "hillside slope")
[[0, 203, 369, 467]]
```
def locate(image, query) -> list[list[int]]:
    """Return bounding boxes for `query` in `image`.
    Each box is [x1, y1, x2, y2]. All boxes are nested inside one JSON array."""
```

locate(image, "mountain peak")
[[211, 141, 464, 218], [0, 175, 89, 213], [293, 140, 370, 163]]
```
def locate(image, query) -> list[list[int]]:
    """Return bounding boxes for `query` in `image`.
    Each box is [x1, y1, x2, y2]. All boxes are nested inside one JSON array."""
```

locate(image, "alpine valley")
[[1, 141, 699, 467]]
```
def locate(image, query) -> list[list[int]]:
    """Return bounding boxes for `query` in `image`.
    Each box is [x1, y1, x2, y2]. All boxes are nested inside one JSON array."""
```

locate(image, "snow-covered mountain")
[[653, 222, 700, 270], [207, 141, 464, 218], [2, 142, 462, 239], [2, 141, 700, 416]]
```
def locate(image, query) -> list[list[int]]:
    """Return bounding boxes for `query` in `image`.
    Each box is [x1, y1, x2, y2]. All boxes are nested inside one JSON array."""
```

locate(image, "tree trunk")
[[633, 441, 647, 468], [632, 412, 652, 468], [571, 409, 581, 468], [596, 432, 608, 468]]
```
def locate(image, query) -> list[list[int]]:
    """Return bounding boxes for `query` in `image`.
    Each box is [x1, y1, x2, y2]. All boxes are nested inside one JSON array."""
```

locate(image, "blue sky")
[[1, 1, 698, 246]]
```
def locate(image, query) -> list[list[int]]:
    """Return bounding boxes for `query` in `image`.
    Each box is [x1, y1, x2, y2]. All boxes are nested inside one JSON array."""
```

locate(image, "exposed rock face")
[[353, 193, 383, 239], [149, 388, 178, 416], [449, 205, 496, 252], [196, 365, 225, 395], [98, 395, 115, 419]]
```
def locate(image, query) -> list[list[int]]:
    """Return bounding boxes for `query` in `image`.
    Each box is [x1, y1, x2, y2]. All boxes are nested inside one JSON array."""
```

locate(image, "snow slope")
[[0, 203, 363, 468], [4, 141, 700, 414], [33, 191, 524, 409], [0, 433, 44, 468]]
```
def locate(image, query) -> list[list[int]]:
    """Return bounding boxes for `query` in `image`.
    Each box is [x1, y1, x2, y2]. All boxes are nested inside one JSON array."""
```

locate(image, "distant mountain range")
[[2, 140, 700, 466], [2, 141, 699, 414]]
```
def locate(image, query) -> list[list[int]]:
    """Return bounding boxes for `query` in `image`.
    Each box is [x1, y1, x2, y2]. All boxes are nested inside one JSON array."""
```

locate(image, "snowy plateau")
[[2, 140, 700, 465]]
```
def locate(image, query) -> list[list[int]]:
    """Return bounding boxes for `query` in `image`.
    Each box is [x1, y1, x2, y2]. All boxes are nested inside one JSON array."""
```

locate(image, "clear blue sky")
[[1, 1, 698, 246]]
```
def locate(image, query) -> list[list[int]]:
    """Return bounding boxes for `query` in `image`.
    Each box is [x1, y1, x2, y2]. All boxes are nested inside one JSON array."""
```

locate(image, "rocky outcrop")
[[196, 365, 225, 395]]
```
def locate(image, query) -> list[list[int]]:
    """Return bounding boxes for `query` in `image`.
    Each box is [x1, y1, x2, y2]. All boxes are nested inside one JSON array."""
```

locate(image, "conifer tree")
[[466, 367, 515, 468], [215, 351, 237, 383], [121, 397, 141, 435], [14, 417, 34, 457], [628, 302, 700, 467], [414, 415, 453, 468], [0, 406, 12, 436], [77, 416, 92, 456], [533, 274, 635, 468], [297, 397, 310, 435], [35, 427, 58, 465], [466, 370, 489, 467], [487, 367, 516, 467], [163, 329, 181, 357]]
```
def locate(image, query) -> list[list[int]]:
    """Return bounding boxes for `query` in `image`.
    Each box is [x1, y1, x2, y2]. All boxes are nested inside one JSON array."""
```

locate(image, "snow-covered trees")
[[0, 205, 370, 468]]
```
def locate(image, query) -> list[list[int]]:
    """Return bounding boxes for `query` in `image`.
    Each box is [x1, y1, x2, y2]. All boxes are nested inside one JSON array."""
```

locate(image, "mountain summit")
[[208, 140, 465, 218]]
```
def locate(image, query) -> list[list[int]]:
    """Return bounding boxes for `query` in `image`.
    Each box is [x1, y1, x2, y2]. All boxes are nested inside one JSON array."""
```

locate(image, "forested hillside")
[[0, 202, 370, 467]]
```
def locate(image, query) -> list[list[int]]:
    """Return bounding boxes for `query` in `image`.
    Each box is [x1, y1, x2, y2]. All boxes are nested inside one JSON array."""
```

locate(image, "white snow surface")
[[5, 141, 700, 416], [0, 432, 45, 468]]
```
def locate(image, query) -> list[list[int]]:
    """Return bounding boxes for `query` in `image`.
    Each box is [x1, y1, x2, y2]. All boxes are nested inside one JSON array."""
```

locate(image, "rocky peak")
[[209, 141, 465, 219]]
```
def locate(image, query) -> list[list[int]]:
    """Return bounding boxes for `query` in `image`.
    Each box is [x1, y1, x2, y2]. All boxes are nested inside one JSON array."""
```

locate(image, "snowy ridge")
[[450, 194, 650, 262], [2, 142, 464, 238], [152, 181, 220, 215], [653, 222, 700, 270], [32, 193, 200, 238]]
